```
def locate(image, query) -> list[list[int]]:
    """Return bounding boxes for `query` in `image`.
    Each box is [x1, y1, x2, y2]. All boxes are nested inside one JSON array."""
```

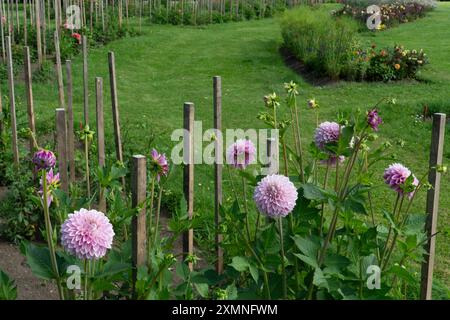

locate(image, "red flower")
[[71, 33, 81, 44]]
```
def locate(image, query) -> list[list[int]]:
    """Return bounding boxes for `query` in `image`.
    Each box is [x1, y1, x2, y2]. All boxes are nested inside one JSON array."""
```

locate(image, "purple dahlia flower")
[[367, 109, 382, 131], [227, 139, 256, 170], [253, 174, 298, 218], [32, 149, 56, 170], [383, 163, 419, 198], [150, 149, 169, 181]]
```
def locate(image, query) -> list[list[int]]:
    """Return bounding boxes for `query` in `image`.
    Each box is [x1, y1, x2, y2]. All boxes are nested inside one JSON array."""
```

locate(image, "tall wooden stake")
[[96, 77, 106, 212], [131, 154, 147, 297], [5, 36, 19, 166], [54, 31, 65, 108], [56, 108, 68, 192], [183, 102, 195, 271], [66, 60, 75, 184], [420, 113, 446, 300], [24, 46, 36, 154], [213, 76, 223, 274], [108, 51, 125, 187], [82, 35, 89, 125]]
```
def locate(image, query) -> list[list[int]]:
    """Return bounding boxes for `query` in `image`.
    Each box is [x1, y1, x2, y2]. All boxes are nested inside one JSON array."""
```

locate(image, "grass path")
[[4, 3, 449, 293]]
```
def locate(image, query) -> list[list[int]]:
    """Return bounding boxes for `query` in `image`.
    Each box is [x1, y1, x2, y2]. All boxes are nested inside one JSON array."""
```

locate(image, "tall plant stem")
[[241, 176, 251, 242], [84, 137, 91, 203], [226, 165, 241, 209], [147, 176, 156, 252], [367, 191, 381, 262], [278, 217, 287, 299], [293, 101, 305, 182], [154, 187, 163, 245], [319, 164, 331, 235], [42, 170, 64, 300], [380, 194, 401, 262], [84, 259, 88, 300], [381, 196, 406, 270], [232, 219, 271, 299]]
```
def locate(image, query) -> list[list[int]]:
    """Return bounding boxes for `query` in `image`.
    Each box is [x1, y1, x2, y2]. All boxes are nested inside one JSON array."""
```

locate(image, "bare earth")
[[0, 240, 58, 300]]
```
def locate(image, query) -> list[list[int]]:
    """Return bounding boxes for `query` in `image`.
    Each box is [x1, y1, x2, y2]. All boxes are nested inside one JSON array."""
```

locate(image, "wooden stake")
[[96, 77, 106, 212], [24, 46, 36, 154], [35, 0, 42, 65], [131, 154, 147, 296], [56, 108, 68, 192], [82, 35, 89, 125], [213, 76, 223, 274], [183, 102, 194, 271], [5, 36, 19, 166], [420, 113, 446, 300], [54, 31, 65, 108], [108, 51, 125, 187], [0, 2, 5, 61], [66, 60, 75, 184]]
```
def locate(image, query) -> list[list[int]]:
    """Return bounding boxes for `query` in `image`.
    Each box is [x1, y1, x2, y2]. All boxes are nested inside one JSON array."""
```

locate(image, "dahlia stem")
[[382, 196, 406, 271], [319, 163, 331, 236], [147, 176, 156, 255], [293, 99, 305, 182], [84, 136, 91, 204], [41, 170, 64, 300], [380, 194, 401, 263], [241, 176, 251, 242], [154, 186, 163, 245], [278, 217, 287, 299], [84, 259, 88, 300]]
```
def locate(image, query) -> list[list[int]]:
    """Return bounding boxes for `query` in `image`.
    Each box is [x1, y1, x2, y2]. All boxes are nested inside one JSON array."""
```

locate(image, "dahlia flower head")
[[253, 174, 298, 218], [39, 169, 60, 207], [32, 149, 56, 170], [314, 121, 345, 164], [150, 149, 169, 181], [314, 122, 341, 151], [227, 139, 256, 170], [71, 33, 81, 44], [61, 209, 115, 260], [367, 108, 382, 131], [383, 163, 419, 198]]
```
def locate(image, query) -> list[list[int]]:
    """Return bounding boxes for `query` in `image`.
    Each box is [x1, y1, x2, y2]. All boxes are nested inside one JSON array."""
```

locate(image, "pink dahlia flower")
[[367, 109, 382, 131], [383, 163, 419, 198], [150, 149, 169, 181], [39, 169, 60, 207], [253, 174, 298, 218], [314, 122, 345, 164], [61, 209, 115, 260], [227, 139, 256, 169], [32, 149, 56, 170], [314, 121, 341, 150], [71, 32, 81, 44]]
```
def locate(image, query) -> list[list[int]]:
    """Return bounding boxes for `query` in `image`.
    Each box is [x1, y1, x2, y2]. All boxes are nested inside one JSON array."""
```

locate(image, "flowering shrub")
[[336, 0, 437, 29], [280, 7, 428, 81]]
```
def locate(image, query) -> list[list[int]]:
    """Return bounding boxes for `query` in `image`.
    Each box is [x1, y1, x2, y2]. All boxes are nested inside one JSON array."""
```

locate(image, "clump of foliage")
[[336, 0, 437, 30], [0, 269, 17, 300], [280, 6, 428, 81]]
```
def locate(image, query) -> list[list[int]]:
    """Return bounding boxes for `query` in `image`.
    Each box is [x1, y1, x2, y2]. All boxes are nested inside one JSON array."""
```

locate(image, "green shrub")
[[280, 6, 360, 79]]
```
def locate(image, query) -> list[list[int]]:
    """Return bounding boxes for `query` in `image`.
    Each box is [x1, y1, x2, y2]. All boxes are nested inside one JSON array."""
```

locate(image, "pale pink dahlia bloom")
[[253, 174, 298, 218], [383, 163, 419, 198], [150, 149, 169, 181], [314, 121, 345, 165], [39, 169, 60, 207], [227, 139, 256, 169], [314, 121, 341, 150], [61, 209, 115, 260]]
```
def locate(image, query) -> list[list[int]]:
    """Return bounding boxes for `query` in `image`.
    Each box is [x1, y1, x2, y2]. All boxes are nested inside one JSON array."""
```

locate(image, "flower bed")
[[335, 0, 437, 30], [280, 6, 429, 81]]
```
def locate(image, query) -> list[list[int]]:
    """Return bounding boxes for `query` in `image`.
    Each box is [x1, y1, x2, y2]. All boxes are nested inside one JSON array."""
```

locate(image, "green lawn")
[[4, 3, 449, 294]]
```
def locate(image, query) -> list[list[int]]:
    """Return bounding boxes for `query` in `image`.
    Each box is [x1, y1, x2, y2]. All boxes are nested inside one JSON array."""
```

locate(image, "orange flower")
[[394, 63, 401, 70]]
